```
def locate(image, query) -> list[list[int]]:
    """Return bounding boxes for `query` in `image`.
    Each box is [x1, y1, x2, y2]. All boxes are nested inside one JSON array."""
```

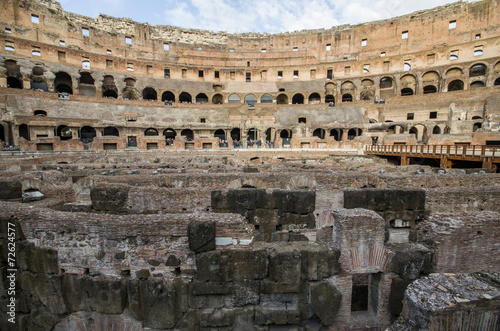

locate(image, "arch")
[[292, 93, 304, 104], [124, 77, 136, 87], [403, 63, 411, 71], [448, 80, 464, 91], [409, 127, 418, 138], [472, 116, 482, 120], [103, 126, 119, 136], [261, 93, 273, 103], [0, 124, 4, 142], [32, 66, 44, 76], [473, 122, 482, 132], [7, 77, 23, 89], [277, 93, 289, 104], [325, 95, 335, 105], [34, 110, 47, 116], [380, 77, 393, 89], [495, 78, 500, 86], [444, 126, 451, 134], [56, 125, 72, 140], [445, 67, 463, 78], [470, 81, 485, 89], [308, 93, 321, 104], [179, 92, 192, 103], [161, 91, 175, 102], [79, 72, 94, 85], [163, 128, 176, 139], [19, 124, 30, 141], [244, 94, 258, 105], [212, 93, 223, 104], [228, 93, 241, 103], [180, 129, 194, 140], [469, 63, 487, 77], [80, 126, 96, 142], [401, 88, 414, 96], [361, 78, 374, 87], [330, 128, 343, 141], [102, 75, 117, 98], [143, 87, 157, 100], [195, 93, 209, 103], [313, 128, 325, 139], [214, 129, 225, 140], [348, 128, 362, 140], [54, 72, 73, 94], [423, 85, 437, 94], [230, 128, 241, 141], [103, 90, 117, 98], [247, 128, 258, 141], [342, 94, 353, 102], [432, 126, 441, 134], [280, 129, 292, 139], [144, 128, 159, 136]]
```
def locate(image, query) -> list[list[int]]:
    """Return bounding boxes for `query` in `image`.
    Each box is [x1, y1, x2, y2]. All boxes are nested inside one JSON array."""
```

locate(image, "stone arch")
[[163, 128, 176, 139], [330, 128, 343, 141], [360, 79, 374, 101], [34, 110, 47, 116], [445, 67, 463, 78], [325, 95, 335, 105], [469, 63, 487, 77], [422, 71, 440, 93], [380, 77, 393, 89], [400, 74, 416, 96], [7, 77, 22, 89], [54, 72, 73, 94], [261, 93, 273, 103], [144, 128, 159, 136], [401, 88, 414, 96], [432, 126, 441, 134], [79, 72, 94, 85], [102, 75, 118, 98], [80, 126, 96, 142], [195, 93, 208, 103], [19, 124, 30, 141], [30, 66, 47, 91], [142, 87, 157, 100], [448, 79, 464, 91], [292, 93, 304, 104], [103, 126, 119, 136], [230, 128, 241, 141], [247, 128, 258, 141], [495, 77, 500, 86], [342, 94, 353, 102], [423, 85, 437, 94], [470, 81, 485, 89], [161, 91, 175, 102], [212, 93, 223, 104], [308, 93, 321, 104], [277, 93, 289, 104], [179, 92, 192, 103], [124, 77, 136, 87], [56, 125, 72, 140], [313, 128, 325, 139], [214, 129, 225, 140], [341, 81, 355, 102], [409, 124, 427, 141], [348, 128, 362, 140], [181, 129, 194, 140], [379, 77, 395, 99], [78, 72, 96, 97], [280, 129, 292, 139], [244, 94, 257, 105], [228, 93, 241, 103]]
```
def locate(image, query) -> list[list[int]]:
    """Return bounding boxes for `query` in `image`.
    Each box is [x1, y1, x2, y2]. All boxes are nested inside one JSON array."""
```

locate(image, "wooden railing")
[[365, 144, 499, 159]]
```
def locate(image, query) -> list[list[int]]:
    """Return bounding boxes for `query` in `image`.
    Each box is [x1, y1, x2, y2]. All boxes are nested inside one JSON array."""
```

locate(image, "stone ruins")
[[0, 0, 499, 330]]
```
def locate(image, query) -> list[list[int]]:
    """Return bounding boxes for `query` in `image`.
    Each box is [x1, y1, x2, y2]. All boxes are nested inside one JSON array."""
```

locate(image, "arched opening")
[[7, 77, 23, 89], [472, 116, 482, 120], [19, 124, 30, 141], [161, 91, 176, 102], [56, 125, 72, 140], [409, 127, 418, 139], [292, 93, 304, 104], [380, 77, 393, 89], [330, 128, 343, 141], [432, 126, 441, 134], [244, 94, 257, 105], [228, 93, 241, 103], [54, 72, 73, 94], [469, 63, 487, 77], [163, 129, 176, 139], [195, 93, 209, 103], [247, 128, 258, 141], [423, 85, 437, 94], [280, 129, 292, 139], [473, 122, 482, 132], [0, 124, 5, 142], [277, 93, 288, 104], [144, 128, 159, 136], [80, 126, 96, 143], [470, 81, 485, 89], [387, 126, 396, 135], [212, 93, 223, 104], [494, 77, 500, 86], [103, 126, 119, 136], [404, 63, 411, 71], [78, 72, 96, 96], [265, 128, 273, 142], [179, 92, 192, 103], [401, 88, 414, 96], [103, 90, 117, 98], [34, 110, 47, 117], [342, 94, 353, 102], [448, 80, 464, 91], [261, 94, 273, 103], [31, 66, 47, 91], [181, 129, 194, 140], [141, 87, 157, 100], [230, 128, 241, 141], [79, 72, 94, 85], [325, 95, 335, 105], [313, 128, 325, 139], [214, 129, 225, 140], [348, 128, 362, 140]]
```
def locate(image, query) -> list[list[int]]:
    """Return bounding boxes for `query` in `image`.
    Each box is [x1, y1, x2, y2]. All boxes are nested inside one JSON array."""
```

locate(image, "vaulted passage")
[[54, 72, 73, 94]]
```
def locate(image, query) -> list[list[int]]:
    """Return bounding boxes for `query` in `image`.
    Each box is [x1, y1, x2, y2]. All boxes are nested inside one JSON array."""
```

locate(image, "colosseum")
[[0, 0, 499, 330]]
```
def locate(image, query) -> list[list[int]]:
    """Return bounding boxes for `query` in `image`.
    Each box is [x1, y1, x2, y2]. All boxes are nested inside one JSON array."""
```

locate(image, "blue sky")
[[59, 0, 461, 33]]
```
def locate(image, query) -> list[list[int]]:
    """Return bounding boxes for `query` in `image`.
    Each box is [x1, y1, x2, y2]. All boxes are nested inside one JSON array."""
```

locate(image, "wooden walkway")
[[365, 145, 500, 172]]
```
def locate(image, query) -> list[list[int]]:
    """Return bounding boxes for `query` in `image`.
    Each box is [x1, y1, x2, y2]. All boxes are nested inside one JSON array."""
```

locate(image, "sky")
[[58, 0, 464, 33]]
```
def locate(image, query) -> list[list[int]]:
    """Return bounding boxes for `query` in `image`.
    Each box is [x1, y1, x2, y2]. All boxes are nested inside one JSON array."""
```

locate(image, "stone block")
[[19, 273, 67, 315], [229, 280, 260, 307], [199, 308, 235, 327], [84, 278, 126, 314], [90, 187, 129, 212], [389, 244, 433, 280], [273, 190, 316, 214], [301, 248, 341, 281], [61, 274, 89, 312], [263, 251, 302, 293], [231, 250, 268, 280], [196, 251, 232, 282], [22, 190, 44, 202], [191, 281, 234, 296], [188, 220, 216, 253], [18, 242, 59, 274], [0, 181, 22, 200], [388, 276, 412, 322], [309, 281, 342, 326], [188, 294, 226, 309]]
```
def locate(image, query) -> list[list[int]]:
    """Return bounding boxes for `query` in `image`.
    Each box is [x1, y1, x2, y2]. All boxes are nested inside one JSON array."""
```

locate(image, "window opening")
[[31, 14, 39, 24], [82, 27, 89, 36]]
